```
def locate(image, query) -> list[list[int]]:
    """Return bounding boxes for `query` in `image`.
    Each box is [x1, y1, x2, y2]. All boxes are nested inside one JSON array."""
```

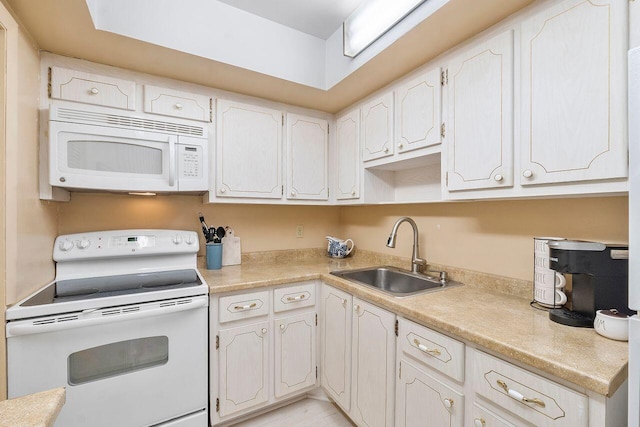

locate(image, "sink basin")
[[330, 266, 463, 297]]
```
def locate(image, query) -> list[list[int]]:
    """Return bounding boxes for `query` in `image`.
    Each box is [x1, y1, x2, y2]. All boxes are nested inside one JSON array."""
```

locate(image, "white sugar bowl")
[[594, 309, 629, 341]]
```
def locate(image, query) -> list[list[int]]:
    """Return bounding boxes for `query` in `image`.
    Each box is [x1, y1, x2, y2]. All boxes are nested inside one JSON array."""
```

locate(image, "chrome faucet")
[[386, 217, 427, 274]]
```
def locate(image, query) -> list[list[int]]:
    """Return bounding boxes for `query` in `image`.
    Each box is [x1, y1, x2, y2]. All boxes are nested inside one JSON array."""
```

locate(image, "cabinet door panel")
[[218, 321, 269, 417], [362, 93, 394, 162], [447, 30, 514, 191], [336, 109, 361, 200], [320, 285, 352, 410], [396, 360, 464, 427], [395, 67, 442, 154], [274, 312, 317, 398], [520, 0, 627, 185], [351, 298, 395, 427], [286, 114, 328, 200], [216, 99, 282, 198]]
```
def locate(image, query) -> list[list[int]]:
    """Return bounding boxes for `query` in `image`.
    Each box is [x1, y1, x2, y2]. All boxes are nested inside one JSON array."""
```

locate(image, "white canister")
[[594, 309, 629, 341]]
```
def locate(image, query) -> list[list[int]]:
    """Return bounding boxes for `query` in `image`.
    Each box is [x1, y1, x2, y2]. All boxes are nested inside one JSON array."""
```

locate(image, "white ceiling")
[[218, 0, 364, 39]]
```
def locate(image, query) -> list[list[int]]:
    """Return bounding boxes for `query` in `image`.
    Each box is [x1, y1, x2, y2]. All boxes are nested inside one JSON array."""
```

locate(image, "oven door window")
[[68, 336, 168, 385]]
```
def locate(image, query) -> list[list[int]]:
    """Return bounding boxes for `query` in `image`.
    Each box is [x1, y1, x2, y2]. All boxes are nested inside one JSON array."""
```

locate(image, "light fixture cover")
[[343, 0, 427, 58]]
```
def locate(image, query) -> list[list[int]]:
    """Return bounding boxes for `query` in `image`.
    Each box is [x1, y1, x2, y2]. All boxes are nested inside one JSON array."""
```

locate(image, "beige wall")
[[4, 23, 57, 305], [339, 196, 629, 282], [58, 194, 341, 255]]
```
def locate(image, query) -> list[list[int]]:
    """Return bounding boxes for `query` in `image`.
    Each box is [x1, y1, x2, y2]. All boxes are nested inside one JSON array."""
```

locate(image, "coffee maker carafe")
[[547, 240, 632, 327]]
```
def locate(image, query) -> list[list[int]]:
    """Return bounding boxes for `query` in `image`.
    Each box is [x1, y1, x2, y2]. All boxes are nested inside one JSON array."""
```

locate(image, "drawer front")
[[144, 85, 211, 122], [472, 402, 516, 427], [398, 318, 465, 382], [473, 351, 588, 427], [273, 282, 316, 313], [219, 291, 269, 323], [50, 66, 136, 110]]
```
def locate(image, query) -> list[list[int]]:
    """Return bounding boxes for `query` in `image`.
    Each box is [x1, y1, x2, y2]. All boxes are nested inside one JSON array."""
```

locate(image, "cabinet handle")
[[175, 103, 183, 110], [220, 188, 227, 193], [496, 379, 546, 408], [413, 339, 441, 356], [398, 143, 404, 149], [280, 324, 285, 330], [443, 398, 453, 409], [89, 87, 99, 95], [494, 174, 503, 182], [290, 190, 296, 197], [233, 302, 257, 311], [261, 328, 267, 334], [354, 304, 360, 312], [286, 294, 306, 302], [473, 418, 486, 427], [351, 190, 356, 196], [383, 147, 389, 153], [522, 169, 533, 178]]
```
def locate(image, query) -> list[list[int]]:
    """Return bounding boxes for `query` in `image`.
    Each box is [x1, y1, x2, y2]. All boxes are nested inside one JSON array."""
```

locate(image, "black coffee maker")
[[547, 240, 632, 327]]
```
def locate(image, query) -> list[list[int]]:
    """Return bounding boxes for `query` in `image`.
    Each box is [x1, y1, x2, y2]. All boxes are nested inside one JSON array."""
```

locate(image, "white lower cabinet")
[[218, 321, 270, 417], [396, 317, 465, 427], [320, 284, 396, 427], [396, 360, 464, 427], [210, 281, 318, 425], [274, 312, 316, 398], [351, 298, 396, 427]]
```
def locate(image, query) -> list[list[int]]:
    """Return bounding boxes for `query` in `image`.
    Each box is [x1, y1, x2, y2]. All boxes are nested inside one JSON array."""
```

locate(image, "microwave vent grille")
[[56, 107, 205, 137]]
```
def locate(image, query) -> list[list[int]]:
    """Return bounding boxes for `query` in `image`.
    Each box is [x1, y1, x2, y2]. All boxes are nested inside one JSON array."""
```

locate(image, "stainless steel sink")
[[330, 266, 463, 297]]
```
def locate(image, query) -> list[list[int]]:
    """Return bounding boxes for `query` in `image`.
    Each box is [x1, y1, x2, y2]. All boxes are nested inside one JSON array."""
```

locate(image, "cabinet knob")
[[342, 299, 347, 305], [443, 398, 453, 409], [261, 328, 267, 335], [383, 147, 389, 153], [473, 418, 486, 427], [89, 87, 99, 95], [522, 169, 533, 178], [351, 190, 356, 196], [280, 324, 285, 330], [398, 143, 403, 149], [175, 103, 183, 110], [353, 304, 360, 312], [220, 188, 226, 193], [494, 174, 503, 182], [291, 190, 296, 197]]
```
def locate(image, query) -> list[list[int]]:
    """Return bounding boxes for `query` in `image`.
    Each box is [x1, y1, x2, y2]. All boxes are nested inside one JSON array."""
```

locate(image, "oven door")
[[49, 121, 178, 192], [7, 295, 208, 427]]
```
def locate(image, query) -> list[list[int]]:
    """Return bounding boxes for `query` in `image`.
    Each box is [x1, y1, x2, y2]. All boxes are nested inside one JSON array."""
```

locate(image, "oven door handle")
[[6, 296, 208, 337]]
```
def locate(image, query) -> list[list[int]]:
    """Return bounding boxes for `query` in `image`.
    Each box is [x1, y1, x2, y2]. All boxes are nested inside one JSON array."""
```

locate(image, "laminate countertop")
[[199, 254, 628, 398], [0, 388, 65, 427]]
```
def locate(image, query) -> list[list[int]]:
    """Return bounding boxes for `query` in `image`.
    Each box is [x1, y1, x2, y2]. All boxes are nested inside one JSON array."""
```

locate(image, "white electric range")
[[6, 229, 209, 427]]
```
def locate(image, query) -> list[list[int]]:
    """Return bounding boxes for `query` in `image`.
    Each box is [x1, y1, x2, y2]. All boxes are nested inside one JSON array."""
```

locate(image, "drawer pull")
[[89, 87, 99, 95], [175, 103, 183, 110], [233, 302, 257, 311], [286, 294, 306, 302], [443, 398, 453, 409], [473, 418, 486, 427], [414, 339, 441, 356], [497, 379, 546, 408]]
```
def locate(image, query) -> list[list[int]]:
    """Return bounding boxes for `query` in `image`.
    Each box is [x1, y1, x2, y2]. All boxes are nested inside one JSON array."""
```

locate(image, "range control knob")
[[58, 239, 74, 252], [185, 235, 196, 245], [172, 235, 183, 245], [77, 239, 91, 250]]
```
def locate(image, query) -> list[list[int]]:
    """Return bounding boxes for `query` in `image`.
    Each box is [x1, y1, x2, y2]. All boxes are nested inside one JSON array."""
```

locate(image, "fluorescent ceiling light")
[[343, 0, 427, 58]]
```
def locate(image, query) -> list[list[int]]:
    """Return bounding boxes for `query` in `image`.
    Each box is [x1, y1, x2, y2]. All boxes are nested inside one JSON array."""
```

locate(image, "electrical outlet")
[[296, 225, 304, 238]]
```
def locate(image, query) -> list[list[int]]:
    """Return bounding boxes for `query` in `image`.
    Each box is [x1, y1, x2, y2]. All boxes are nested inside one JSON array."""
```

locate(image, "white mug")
[[534, 269, 566, 289], [534, 286, 568, 308]]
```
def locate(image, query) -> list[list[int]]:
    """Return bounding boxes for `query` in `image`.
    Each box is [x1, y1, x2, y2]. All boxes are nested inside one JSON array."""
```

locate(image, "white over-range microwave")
[[46, 103, 209, 193]]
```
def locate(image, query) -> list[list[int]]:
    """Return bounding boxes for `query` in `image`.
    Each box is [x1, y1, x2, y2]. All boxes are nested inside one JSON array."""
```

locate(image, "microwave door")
[[50, 122, 178, 192]]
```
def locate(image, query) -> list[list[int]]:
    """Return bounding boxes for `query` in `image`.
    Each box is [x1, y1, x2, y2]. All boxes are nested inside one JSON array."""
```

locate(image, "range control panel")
[[53, 229, 199, 261]]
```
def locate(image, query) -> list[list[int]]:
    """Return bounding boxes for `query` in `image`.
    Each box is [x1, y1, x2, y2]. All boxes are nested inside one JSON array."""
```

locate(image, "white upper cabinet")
[[445, 30, 514, 192], [335, 109, 361, 200], [143, 84, 211, 122], [285, 114, 329, 201], [216, 99, 283, 199], [362, 93, 394, 162], [395, 67, 442, 154], [520, 0, 628, 185]]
